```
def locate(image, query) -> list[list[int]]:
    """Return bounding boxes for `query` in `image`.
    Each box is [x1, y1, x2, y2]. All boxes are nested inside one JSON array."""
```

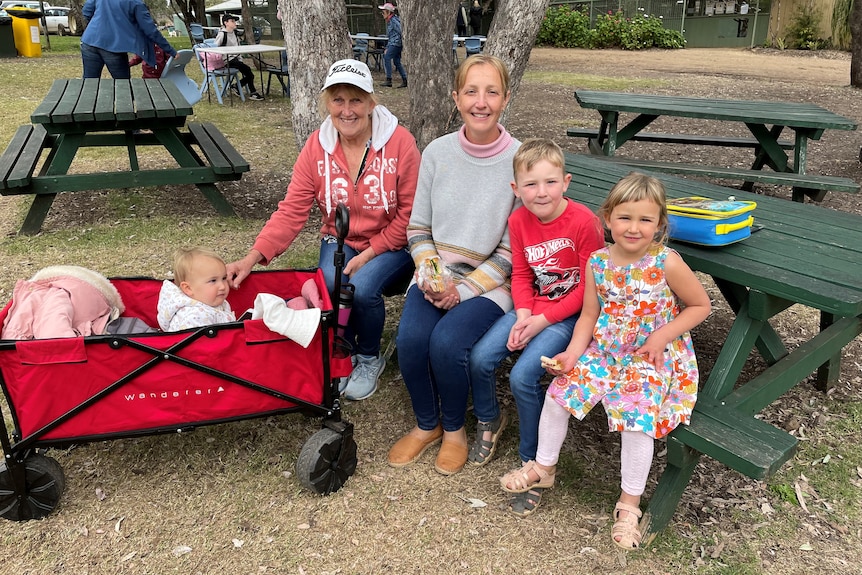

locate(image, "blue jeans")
[[81, 42, 131, 79], [396, 286, 504, 432], [318, 239, 413, 357], [470, 309, 578, 462], [383, 44, 406, 81]]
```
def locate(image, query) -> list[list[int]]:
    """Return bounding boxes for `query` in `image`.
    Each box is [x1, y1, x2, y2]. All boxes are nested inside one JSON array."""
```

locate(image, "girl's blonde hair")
[[512, 138, 564, 181], [453, 54, 510, 96], [172, 247, 225, 284], [598, 171, 669, 245], [318, 84, 378, 118]]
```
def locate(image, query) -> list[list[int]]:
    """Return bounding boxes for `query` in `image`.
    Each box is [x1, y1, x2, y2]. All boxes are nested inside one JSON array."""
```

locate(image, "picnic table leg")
[[714, 279, 789, 365], [745, 124, 787, 192], [815, 312, 841, 391], [19, 133, 83, 235], [151, 128, 237, 217], [641, 436, 700, 545]]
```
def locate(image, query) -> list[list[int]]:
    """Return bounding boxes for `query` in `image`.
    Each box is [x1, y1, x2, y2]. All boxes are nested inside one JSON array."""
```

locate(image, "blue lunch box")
[[667, 196, 756, 247]]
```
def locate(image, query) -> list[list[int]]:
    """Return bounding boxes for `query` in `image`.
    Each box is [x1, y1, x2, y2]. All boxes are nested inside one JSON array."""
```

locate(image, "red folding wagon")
[[0, 211, 359, 521]]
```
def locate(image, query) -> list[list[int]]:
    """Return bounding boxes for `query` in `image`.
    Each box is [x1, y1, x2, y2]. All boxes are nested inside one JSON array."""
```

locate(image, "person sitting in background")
[[213, 14, 264, 100], [129, 43, 167, 79], [158, 247, 235, 331], [80, 0, 177, 79]]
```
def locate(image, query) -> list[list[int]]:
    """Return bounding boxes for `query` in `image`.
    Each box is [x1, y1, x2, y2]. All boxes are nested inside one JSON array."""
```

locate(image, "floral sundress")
[[547, 244, 699, 439]]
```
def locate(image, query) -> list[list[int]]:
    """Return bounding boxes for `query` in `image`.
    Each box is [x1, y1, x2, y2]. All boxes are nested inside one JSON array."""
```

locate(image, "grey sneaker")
[[338, 355, 358, 394], [343, 354, 385, 401]]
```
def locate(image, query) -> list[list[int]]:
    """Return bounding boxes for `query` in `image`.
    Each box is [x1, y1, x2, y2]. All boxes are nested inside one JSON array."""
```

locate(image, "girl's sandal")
[[611, 502, 643, 550], [508, 487, 545, 517], [499, 460, 555, 493]]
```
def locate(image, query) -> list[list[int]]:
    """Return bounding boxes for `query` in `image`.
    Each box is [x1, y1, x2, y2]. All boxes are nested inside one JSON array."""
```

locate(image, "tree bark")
[[484, 0, 550, 126], [282, 0, 352, 148], [399, 0, 462, 150], [851, 0, 862, 87]]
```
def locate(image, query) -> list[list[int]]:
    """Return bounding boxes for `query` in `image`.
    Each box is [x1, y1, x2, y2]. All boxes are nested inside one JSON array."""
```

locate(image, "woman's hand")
[[344, 247, 376, 277], [226, 250, 262, 290], [423, 282, 460, 310]]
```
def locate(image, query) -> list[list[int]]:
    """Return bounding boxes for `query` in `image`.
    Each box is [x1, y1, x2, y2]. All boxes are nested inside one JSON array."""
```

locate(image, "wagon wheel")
[[295, 427, 357, 495], [0, 453, 66, 521]]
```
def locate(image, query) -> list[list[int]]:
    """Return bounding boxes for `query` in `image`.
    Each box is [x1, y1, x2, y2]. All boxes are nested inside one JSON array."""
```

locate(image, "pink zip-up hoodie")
[[253, 105, 420, 264]]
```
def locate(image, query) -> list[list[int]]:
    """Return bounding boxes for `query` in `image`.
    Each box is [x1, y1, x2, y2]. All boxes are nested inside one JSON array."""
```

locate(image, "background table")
[[573, 90, 858, 201], [195, 43, 286, 100], [5, 78, 247, 234]]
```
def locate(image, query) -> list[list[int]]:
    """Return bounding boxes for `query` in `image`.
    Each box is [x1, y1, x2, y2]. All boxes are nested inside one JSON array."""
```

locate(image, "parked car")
[[43, 6, 71, 35]]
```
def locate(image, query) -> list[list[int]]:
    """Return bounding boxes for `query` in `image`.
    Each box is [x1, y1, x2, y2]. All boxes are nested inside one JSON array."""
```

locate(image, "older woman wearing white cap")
[[378, 2, 407, 88], [227, 59, 420, 401]]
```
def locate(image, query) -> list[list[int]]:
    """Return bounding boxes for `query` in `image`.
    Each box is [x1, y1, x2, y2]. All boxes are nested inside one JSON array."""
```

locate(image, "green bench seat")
[[566, 127, 795, 151], [583, 154, 860, 203], [186, 121, 250, 176], [0, 125, 49, 192]]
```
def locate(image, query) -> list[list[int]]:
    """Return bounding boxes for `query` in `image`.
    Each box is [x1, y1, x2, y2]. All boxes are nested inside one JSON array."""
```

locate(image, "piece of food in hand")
[[422, 256, 446, 293], [540, 355, 562, 370]]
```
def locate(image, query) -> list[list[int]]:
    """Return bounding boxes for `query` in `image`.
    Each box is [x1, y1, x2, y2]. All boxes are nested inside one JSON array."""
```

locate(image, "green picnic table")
[[571, 90, 859, 202], [0, 78, 249, 235], [563, 152, 862, 544]]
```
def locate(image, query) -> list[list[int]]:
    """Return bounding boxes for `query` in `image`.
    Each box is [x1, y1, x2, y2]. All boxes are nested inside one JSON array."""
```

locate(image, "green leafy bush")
[[787, 0, 827, 50], [536, 5, 594, 48], [537, 7, 684, 51]]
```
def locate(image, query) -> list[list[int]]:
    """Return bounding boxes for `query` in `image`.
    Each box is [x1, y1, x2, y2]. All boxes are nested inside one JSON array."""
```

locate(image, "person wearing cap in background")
[[227, 59, 420, 402], [80, 0, 177, 79], [378, 3, 407, 88], [214, 14, 264, 100]]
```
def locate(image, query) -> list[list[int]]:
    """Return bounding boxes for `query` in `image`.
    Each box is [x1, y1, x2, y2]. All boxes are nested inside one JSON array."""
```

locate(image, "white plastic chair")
[[193, 43, 244, 105], [160, 49, 202, 106]]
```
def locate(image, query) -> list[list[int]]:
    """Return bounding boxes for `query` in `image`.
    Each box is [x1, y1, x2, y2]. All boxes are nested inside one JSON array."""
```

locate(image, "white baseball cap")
[[321, 59, 374, 93], [378, 3, 396, 11]]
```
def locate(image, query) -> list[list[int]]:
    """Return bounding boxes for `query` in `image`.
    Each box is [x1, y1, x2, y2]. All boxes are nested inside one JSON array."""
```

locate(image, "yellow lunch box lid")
[[667, 196, 757, 219]]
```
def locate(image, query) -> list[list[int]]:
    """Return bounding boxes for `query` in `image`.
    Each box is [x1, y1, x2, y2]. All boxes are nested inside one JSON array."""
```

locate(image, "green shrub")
[[537, 8, 683, 51], [536, 5, 594, 48], [787, 0, 827, 50]]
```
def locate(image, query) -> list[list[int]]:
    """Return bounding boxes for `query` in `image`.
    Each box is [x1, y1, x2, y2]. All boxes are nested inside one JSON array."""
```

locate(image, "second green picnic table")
[[0, 78, 249, 235], [571, 90, 859, 202]]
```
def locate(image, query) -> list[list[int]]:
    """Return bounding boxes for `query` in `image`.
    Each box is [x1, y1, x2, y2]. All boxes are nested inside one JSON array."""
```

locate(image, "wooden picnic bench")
[[0, 78, 249, 235], [572, 90, 859, 203], [563, 152, 862, 545]]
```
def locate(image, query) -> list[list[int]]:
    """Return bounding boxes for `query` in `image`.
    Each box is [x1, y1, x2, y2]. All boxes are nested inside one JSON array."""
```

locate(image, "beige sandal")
[[611, 501, 643, 550], [499, 460, 555, 493]]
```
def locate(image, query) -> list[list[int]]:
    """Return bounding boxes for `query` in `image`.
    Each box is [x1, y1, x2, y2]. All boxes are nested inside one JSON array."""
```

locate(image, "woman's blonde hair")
[[318, 84, 378, 118], [172, 246, 225, 284], [453, 54, 510, 96], [598, 171, 669, 245]]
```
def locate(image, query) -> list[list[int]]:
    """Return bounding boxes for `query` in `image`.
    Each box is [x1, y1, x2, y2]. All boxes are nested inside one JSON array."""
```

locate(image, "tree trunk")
[[484, 0, 550, 126], [240, 0, 253, 43], [399, 1, 461, 150], [283, 0, 352, 148], [851, 0, 862, 86]]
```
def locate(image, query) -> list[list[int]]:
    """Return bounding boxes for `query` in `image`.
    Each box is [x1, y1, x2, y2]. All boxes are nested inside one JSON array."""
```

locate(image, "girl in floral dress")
[[499, 172, 711, 550]]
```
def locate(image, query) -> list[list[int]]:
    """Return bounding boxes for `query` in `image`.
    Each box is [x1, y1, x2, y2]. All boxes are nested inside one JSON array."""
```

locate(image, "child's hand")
[[635, 334, 670, 369], [506, 314, 550, 352], [544, 351, 576, 375]]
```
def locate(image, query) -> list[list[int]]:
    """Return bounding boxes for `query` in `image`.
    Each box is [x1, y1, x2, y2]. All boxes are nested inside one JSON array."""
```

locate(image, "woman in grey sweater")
[[388, 55, 521, 476]]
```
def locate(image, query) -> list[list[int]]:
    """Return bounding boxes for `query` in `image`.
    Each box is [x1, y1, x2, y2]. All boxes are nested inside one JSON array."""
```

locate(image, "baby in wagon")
[[158, 247, 236, 331]]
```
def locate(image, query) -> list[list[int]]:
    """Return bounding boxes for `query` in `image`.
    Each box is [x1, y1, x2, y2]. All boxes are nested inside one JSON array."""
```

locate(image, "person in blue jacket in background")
[[378, 2, 407, 88], [80, 0, 177, 79]]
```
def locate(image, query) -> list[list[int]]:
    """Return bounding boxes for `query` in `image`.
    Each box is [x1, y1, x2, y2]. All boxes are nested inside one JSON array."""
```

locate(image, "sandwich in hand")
[[420, 256, 447, 293], [540, 355, 563, 371]]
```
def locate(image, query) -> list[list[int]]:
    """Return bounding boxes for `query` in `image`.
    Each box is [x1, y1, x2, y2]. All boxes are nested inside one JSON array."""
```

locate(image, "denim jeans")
[[470, 309, 578, 462], [81, 42, 131, 79], [383, 44, 406, 80], [396, 285, 504, 432], [318, 239, 413, 357]]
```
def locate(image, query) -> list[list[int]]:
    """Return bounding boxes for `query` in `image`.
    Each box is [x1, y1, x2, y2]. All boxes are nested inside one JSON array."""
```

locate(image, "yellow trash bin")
[[7, 8, 42, 58]]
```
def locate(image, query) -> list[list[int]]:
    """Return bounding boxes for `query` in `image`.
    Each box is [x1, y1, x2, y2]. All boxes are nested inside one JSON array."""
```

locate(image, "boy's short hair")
[[512, 138, 565, 181], [172, 247, 225, 284]]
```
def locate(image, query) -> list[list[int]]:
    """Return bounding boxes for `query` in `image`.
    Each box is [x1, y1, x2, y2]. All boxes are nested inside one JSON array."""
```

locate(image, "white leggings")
[[535, 394, 655, 497]]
